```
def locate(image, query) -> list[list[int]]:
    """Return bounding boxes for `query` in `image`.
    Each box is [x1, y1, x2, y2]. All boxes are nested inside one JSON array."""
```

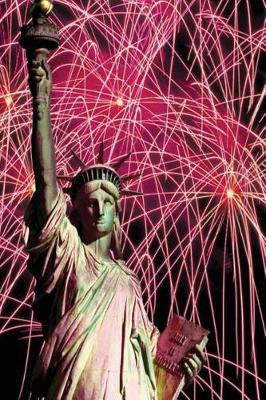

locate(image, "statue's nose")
[[97, 200, 104, 216]]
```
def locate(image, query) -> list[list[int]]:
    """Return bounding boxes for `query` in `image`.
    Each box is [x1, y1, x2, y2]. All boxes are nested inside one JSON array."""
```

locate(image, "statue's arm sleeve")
[[23, 189, 80, 292]]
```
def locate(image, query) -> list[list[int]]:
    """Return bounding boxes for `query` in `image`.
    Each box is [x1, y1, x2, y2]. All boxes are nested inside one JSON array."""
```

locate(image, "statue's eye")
[[104, 200, 112, 205]]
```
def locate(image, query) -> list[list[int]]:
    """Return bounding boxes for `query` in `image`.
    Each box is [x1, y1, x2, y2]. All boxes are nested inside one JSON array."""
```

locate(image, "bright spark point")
[[31, 183, 36, 193], [116, 98, 123, 107], [5, 95, 13, 107], [227, 189, 235, 199]]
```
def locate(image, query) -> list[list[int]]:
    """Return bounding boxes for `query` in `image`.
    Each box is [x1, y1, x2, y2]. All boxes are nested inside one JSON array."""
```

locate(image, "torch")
[[19, 0, 59, 63]]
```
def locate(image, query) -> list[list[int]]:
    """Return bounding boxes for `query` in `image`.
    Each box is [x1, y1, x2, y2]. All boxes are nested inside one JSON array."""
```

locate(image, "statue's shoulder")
[[115, 259, 133, 274], [115, 259, 141, 285]]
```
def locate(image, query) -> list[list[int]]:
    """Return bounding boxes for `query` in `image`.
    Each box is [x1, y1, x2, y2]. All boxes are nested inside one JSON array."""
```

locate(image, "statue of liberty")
[[21, 1, 205, 399]]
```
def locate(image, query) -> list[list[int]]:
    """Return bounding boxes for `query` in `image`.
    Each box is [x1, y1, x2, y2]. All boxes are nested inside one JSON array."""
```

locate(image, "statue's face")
[[78, 187, 116, 237]]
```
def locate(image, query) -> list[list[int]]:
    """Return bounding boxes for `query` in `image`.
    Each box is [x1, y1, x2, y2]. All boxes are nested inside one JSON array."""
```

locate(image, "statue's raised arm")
[[29, 58, 58, 225], [20, 0, 60, 227]]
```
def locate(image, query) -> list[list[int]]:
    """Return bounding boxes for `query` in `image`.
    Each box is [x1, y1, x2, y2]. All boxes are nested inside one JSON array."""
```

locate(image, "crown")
[[70, 164, 122, 200], [57, 143, 142, 200]]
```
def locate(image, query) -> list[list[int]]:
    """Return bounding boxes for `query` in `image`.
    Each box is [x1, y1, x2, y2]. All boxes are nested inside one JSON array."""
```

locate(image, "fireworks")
[[0, 0, 265, 399], [116, 97, 124, 107]]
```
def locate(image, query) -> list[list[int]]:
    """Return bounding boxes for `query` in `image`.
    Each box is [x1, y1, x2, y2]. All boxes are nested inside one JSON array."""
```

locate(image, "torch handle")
[[26, 48, 50, 63]]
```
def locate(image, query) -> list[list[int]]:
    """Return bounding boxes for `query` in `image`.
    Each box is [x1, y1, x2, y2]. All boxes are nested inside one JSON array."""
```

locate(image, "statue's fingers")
[[195, 344, 206, 362], [29, 67, 45, 76], [29, 60, 42, 67], [188, 353, 202, 372], [28, 66, 46, 80], [28, 76, 42, 85], [29, 70, 43, 79], [28, 61, 44, 72], [36, 69, 46, 78], [184, 355, 198, 375], [183, 362, 194, 378], [41, 59, 51, 79]]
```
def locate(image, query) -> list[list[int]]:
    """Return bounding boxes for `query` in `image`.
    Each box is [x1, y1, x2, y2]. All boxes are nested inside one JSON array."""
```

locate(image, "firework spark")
[[0, 0, 265, 399]]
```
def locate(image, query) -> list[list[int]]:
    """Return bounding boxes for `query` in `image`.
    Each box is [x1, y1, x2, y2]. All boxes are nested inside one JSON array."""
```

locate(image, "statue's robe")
[[24, 190, 159, 400]]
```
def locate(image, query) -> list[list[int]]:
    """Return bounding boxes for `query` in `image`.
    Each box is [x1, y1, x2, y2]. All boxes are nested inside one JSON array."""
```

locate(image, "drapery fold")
[[24, 190, 159, 399]]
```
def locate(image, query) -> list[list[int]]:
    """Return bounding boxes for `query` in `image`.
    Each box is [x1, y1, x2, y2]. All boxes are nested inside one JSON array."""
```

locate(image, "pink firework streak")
[[0, 0, 265, 399]]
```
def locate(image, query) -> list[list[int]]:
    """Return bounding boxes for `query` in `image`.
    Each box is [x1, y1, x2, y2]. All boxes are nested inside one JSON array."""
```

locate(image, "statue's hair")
[[72, 180, 120, 202], [70, 165, 121, 201]]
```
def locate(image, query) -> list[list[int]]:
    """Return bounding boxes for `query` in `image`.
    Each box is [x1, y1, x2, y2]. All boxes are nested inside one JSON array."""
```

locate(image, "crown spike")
[[120, 189, 143, 196], [110, 152, 132, 170], [97, 141, 104, 164], [57, 175, 74, 181], [71, 151, 86, 169], [121, 172, 142, 182]]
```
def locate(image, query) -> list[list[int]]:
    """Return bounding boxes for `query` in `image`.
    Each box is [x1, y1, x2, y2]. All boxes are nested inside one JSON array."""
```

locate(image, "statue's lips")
[[96, 218, 105, 224], [92, 218, 106, 227]]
